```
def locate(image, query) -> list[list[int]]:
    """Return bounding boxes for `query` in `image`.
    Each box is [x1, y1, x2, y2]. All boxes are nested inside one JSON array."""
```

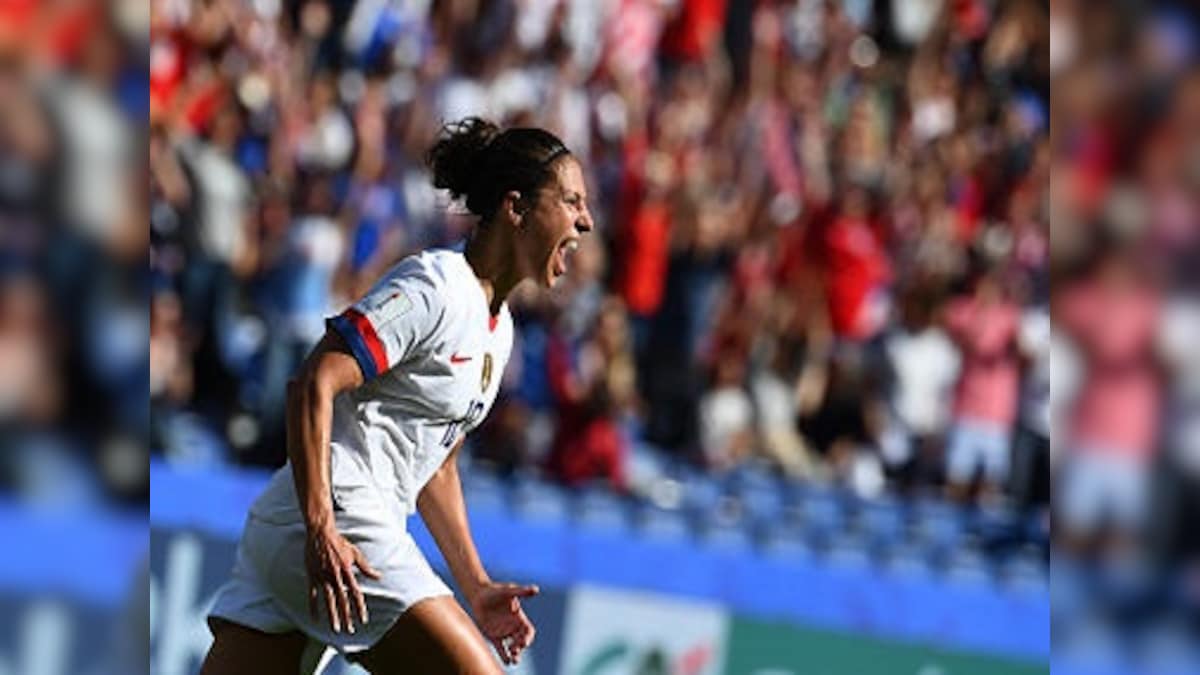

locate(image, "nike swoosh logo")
[[450, 353, 472, 364]]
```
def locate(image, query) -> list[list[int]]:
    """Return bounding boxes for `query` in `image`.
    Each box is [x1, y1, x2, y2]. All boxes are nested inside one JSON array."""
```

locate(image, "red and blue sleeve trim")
[[328, 308, 387, 379]]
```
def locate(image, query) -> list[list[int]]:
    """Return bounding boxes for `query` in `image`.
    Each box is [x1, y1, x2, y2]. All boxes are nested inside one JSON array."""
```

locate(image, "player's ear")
[[501, 190, 524, 226]]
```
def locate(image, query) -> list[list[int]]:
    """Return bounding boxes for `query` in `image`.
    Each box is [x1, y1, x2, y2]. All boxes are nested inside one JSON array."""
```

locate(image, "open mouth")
[[552, 238, 580, 279]]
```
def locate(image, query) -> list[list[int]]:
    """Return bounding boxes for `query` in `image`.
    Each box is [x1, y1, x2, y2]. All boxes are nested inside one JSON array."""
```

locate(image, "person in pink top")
[[941, 270, 1022, 502], [1056, 249, 1162, 550]]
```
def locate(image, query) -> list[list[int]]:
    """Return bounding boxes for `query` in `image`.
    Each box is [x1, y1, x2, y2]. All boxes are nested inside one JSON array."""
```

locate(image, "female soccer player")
[[200, 117, 593, 674]]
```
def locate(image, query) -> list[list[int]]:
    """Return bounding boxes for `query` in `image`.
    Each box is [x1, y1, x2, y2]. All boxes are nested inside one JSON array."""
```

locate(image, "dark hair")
[[425, 117, 571, 222]]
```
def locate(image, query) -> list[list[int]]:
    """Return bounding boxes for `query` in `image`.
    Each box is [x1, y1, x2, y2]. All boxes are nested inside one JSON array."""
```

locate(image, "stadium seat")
[[634, 503, 691, 542], [1053, 613, 1133, 675], [510, 476, 568, 523], [942, 547, 994, 588], [795, 488, 847, 545], [696, 521, 753, 555], [460, 470, 508, 516], [880, 542, 934, 581], [723, 461, 779, 492], [999, 547, 1049, 595], [757, 524, 814, 562], [852, 494, 907, 551], [1024, 507, 1051, 549], [1136, 618, 1200, 675], [572, 487, 631, 533], [911, 497, 967, 559], [731, 479, 785, 525], [822, 531, 873, 572], [968, 501, 1023, 548], [680, 472, 724, 516], [1050, 554, 1095, 626]]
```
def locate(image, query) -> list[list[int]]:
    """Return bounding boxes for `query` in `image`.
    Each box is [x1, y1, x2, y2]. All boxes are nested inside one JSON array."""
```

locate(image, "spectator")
[[543, 299, 635, 491], [942, 269, 1022, 503], [880, 286, 960, 492], [1056, 246, 1163, 553]]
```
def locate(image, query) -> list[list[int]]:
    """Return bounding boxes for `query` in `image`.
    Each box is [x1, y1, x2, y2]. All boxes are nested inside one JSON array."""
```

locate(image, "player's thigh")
[[200, 617, 308, 675], [351, 595, 501, 675]]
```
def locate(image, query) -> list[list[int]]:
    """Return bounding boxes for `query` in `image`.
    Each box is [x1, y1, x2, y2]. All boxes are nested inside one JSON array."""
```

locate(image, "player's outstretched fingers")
[[323, 582, 341, 633], [350, 548, 380, 625], [521, 623, 536, 649], [508, 583, 539, 599], [333, 567, 356, 634], [343, 563, 370, 628], [490, 637, 511, 665]]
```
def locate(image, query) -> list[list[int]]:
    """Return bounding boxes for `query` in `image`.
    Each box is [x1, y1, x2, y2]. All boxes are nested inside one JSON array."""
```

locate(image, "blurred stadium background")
[[0, 0, 1196, 673]]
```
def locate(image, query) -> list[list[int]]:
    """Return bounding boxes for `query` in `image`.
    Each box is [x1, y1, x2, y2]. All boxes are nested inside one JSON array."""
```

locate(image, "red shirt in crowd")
[[619, 198, 672, 316], [823, 215, 892, 340], [943, 295, 1021, 427], [1057, 279, 1161, 459], [659, 0, 728, 62], [542, 334, 626, 491]]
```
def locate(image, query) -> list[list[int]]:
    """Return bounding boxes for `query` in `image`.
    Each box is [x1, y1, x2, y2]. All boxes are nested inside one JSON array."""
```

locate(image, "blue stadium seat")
[[460, 470, 508, 516], [1053, 614, 1132, 675], [733, 481, 785, 525], [1024, 507, 1051, 549], [723, 462, 779, 492], [853, 494, 907, 550], [573, 487, 631, 533], [881, 542, 934, 581], [634, 504, 690, 542], [757, 524, 814, 562], [680, 472, 724, 516], [942, 547, 994, 588], [1000, 547, 1048, 595], [911, 497, 967, 558], [510, 477, 568, 523], [696, 522, 753, 555], [1050, 554, 1094, 625], [822, 531, 873, 572], [1136, 619, 1200, 675], [795, 488, 847, 543], [969, 502, 1022, 547]]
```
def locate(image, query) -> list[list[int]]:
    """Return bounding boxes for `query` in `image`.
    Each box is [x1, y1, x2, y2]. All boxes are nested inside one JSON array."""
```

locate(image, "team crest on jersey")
[[481, 353, 493, 392]]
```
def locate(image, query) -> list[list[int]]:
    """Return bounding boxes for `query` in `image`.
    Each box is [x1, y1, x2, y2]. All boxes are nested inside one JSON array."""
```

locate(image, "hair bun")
[[425, 117, 501, 202]]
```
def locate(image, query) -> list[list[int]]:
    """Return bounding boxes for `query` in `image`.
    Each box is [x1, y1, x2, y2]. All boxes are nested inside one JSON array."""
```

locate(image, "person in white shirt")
[[202, 117, 595, 674], [879, 288, 960, 490]]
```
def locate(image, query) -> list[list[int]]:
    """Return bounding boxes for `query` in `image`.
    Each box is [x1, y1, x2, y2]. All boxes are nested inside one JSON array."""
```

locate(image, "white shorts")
[[945, 420, 1012, 485], [209, 464, 452, 655], [1057, 449, 1149, 535]]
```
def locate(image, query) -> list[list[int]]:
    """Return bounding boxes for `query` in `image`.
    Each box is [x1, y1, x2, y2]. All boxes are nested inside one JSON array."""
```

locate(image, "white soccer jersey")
[[250, 247, 514, 524]]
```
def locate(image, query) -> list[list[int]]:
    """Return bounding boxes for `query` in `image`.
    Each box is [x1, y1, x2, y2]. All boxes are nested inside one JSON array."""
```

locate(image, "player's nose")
[[575, 209, 594, 234]]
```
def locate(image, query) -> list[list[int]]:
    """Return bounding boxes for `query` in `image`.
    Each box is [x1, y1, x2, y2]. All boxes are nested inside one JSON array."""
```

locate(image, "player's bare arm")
[[286, 332, 380, 636], [417, 438, 538, 665]]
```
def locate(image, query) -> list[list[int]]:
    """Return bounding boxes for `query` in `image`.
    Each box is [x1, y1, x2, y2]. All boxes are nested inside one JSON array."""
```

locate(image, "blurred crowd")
[[1049, 1, 1200, 670], [0, 0, 148, 506], [146, 0, 1056, 515]]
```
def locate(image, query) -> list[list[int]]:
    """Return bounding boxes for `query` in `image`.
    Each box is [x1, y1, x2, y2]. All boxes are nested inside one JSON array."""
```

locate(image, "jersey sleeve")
[[326, 274, 441, 380]]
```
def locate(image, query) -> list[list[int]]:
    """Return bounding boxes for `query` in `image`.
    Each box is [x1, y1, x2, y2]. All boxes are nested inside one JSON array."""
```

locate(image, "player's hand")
[[469, 581, 539, 665], [305, 524, 382, 635]]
